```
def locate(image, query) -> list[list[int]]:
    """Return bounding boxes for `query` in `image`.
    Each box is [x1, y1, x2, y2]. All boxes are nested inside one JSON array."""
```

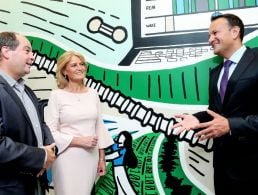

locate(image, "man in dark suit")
[[0, 31, 56, 195], [172, 14, 258, 194]]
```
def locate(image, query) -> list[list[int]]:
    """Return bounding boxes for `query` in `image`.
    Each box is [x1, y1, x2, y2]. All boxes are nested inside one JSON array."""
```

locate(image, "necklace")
[[64, 86, 88, 102]]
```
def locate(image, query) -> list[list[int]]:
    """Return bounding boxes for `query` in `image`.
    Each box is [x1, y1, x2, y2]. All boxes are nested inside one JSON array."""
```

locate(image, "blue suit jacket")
[[0, 75, 54, 195]]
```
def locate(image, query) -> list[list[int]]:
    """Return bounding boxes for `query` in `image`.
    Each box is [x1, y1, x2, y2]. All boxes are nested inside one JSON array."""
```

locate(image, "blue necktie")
[[220, 60, 233, 102]]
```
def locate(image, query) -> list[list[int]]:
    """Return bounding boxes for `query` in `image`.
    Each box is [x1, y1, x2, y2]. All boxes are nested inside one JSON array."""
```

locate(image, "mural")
[[1, 0, 258, 194]]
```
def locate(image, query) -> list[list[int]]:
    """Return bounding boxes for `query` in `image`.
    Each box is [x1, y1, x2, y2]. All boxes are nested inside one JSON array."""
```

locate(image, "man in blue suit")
[[172, 14, 258, 194], [0, 32, 56, 195]]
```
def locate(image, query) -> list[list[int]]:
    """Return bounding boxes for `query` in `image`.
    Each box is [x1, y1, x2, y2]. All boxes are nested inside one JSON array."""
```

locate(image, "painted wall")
[[1, 0, 257, 194]]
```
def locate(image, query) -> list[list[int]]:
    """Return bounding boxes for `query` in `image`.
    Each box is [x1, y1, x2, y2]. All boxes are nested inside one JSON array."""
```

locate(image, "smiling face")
[[63, 55, 86, 83], [208, 17, 240, 58], [3, 34, 35, 80]]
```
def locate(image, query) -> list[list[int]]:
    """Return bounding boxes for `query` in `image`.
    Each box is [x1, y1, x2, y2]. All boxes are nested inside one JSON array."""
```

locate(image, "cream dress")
[[46, 88, 113, 195]]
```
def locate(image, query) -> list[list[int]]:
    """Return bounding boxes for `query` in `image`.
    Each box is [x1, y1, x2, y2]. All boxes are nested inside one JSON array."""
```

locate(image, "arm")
[[228, 115, 258, 137], [69, 136, 98, 149], [37, 99, 55, 145], [97, 148, 107, 176], [94, 90, 113, 176], [45, 91, 73, 154], [195, 53, 258, 139], [0, 120, 46, 173], [105, 152, 119, 161], [94, 91, 114, 149], [0, 90, 46, 173]]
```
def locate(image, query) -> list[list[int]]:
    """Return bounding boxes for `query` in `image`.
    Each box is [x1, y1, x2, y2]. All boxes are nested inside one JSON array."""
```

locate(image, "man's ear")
[[231, 26, 240, 40], [0, 46, 11, 60]]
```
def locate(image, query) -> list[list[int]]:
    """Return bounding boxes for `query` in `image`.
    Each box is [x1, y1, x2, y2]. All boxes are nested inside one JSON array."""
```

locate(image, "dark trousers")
[[214, 169, 258, 195]]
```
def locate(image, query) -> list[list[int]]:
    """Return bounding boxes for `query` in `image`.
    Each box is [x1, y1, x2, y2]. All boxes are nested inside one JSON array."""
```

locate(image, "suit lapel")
[[0, 77, 33, 126], [210, 64, 224, 111], [224, 48, 255, 103]]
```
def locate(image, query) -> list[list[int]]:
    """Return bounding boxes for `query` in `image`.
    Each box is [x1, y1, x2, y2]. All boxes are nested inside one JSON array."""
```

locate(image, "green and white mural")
[[1, 0, 257, 194]]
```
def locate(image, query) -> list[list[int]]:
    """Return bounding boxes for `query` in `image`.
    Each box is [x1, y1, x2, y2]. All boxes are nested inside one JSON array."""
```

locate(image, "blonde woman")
[[46, 51, 113, 195]]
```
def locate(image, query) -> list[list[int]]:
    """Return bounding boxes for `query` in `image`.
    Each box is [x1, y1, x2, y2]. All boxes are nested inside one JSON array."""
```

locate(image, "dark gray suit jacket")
[[0, 75, 54, 195]]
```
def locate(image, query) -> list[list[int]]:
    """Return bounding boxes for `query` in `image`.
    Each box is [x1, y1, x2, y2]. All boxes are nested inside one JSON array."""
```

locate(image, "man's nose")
[[208, 35, 214, 44], [30, 52, 35, 62]]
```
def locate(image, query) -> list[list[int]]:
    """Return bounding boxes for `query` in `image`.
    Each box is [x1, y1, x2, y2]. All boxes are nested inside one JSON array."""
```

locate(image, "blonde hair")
[[56, 51, 87, 89]]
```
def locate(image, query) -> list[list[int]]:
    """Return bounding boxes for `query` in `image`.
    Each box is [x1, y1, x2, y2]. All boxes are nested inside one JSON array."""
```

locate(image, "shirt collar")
[[0, 70, 25, 88], [227, 45, 247, 64]]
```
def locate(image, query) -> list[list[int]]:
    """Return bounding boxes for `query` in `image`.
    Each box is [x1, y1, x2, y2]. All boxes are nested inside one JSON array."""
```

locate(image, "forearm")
[[42, 123, 55, 145], [69, 137, 82, 147], [99, 149, 105, 161], [69, 136, 98, 149], [229, 115, 258, 137], [0, 136, 45, 171]]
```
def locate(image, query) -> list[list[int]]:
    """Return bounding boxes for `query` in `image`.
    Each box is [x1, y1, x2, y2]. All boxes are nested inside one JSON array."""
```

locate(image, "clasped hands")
[[171, 109, 230, 141], [37, 143, 56, 177]]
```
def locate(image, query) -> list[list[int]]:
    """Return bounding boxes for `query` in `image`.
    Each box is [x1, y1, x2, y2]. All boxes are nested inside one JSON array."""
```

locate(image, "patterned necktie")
[[220, 60, 233, 102]]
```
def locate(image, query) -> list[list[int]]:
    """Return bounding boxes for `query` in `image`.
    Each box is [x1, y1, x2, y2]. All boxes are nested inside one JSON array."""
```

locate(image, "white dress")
[[46, 88, 113, 195]]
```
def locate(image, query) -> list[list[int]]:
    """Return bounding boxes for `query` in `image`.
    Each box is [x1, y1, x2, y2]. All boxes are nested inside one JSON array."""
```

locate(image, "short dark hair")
[[211, 13, 244, 41], [0, 32, 19, 51]]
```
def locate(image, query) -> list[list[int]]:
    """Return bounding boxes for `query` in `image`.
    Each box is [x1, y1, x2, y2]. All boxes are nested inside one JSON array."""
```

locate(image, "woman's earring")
[[64, 74, 68, 80]]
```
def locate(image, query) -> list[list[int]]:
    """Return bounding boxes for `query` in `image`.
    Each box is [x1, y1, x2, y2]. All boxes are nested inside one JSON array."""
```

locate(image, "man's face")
[[8, 34, 34, 79], [208, 18, 235, 57]]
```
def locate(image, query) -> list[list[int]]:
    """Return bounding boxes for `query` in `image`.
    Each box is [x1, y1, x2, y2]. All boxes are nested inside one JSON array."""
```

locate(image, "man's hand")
[[195, 109, 230, 140], [171, 114, 200, 135], [37, 143, 56, 177]]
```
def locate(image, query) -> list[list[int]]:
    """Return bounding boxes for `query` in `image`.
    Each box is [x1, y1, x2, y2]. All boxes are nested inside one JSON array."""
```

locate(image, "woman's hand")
[[97, 158, 106, 176], [71, 136, 98, 149]]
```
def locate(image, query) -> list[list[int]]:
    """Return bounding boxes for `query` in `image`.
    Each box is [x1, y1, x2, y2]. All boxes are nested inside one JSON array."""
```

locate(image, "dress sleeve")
[[45, 91, 73, 154], [94, 91, 114, 149]]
